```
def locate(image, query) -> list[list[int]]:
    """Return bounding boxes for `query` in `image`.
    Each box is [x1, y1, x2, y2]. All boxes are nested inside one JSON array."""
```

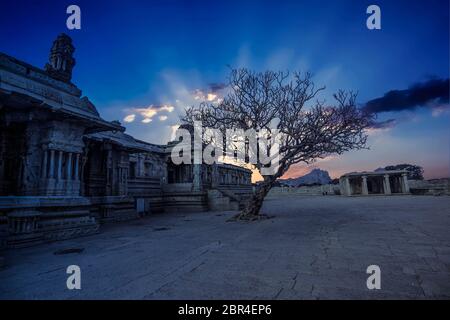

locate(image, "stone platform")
[[0, 195, 449, 299]]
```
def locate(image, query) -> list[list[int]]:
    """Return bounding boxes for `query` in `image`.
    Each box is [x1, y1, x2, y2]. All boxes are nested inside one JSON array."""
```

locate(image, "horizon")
[[1, 0, 448, 180], [2, 0, 450, 303]]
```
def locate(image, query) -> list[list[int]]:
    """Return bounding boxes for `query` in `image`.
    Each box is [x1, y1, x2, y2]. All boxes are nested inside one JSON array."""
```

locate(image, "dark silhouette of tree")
[[183, 68, 373, 220], [384, 164, 424, 180]]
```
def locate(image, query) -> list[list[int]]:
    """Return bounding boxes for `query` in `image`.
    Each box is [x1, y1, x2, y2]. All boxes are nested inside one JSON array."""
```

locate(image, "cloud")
[[432, 105, 450, 117], [117, 70, 229, 144], [123, 114, 136, 123], [368, 118, 397, 129], [192, 83, 227, 103], [363, 78, 450, 114], [366, 119, 396, 136], [123, 104, 175, 124]]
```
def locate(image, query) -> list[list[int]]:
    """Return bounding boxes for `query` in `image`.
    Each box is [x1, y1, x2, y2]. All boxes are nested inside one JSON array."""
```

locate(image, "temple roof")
[[341, 170, 408, 177], [86, 131, 166, 153], [0, 51, 122, 133], [217, 162, 253, 174]]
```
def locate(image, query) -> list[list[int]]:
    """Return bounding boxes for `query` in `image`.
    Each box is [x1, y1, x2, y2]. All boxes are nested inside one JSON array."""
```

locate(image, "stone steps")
[[207, 189, 243, 211]]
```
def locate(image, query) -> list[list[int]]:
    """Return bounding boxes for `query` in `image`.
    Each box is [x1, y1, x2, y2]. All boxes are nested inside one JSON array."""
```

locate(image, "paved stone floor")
[[1, 195, 449, 299]]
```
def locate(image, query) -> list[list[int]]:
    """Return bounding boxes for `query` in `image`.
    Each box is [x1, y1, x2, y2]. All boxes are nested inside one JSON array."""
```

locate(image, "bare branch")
[[180, 68, 373, 218]]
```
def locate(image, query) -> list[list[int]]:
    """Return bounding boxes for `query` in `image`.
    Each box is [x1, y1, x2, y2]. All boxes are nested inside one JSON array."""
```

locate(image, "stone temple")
[[339, 170, 410, 196], [0, 34, 252, 248]]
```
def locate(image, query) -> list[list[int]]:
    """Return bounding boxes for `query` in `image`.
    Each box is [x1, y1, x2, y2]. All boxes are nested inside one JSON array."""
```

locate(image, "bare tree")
[[183, 68, 373, 220]]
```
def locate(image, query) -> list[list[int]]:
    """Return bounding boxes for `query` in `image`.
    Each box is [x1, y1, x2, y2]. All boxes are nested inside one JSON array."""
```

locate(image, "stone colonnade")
[[42, 149, 81, 181], [340, 171, 410, 196], [40, 148, 82, 196]]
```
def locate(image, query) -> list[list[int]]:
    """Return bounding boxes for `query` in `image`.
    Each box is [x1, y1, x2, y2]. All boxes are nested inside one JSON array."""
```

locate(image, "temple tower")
[[44, 33, 76, 82]]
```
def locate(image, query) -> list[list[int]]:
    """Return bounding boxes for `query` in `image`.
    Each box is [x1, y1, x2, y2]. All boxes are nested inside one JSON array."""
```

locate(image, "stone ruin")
[[0, 34, 253, 249]]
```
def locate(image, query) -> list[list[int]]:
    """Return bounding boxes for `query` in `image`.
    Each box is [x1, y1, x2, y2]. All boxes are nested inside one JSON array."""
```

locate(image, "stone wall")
[[409, 178, 450, 195], [89, 196, 137, 223], [162, 191, 209, 213], [0, 197, 99, 248], [128, 177, 164, 214], [268, 184, 340, 197]]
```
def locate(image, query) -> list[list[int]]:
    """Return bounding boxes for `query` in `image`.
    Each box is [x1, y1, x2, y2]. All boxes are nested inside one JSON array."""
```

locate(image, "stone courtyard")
[[1, 195, 449, 299]]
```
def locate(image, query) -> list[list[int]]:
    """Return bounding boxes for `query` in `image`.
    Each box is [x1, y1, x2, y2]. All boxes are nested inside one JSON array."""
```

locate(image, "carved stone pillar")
[[41, 150, 48, 179], [383, 174, 391, 195], [49, 150, 55, 178], [66, 152, 73, 180], [401, 173, 410, 193], [362, 176, 368, 195], [104, 146, 113, 196], [57, 151, 63, 180], [192, 164, 202, 191], [211, 163, 219, 188], [139, 155, 145, 177], [345, 177, 352, 195], [74, 154, 80, 180]]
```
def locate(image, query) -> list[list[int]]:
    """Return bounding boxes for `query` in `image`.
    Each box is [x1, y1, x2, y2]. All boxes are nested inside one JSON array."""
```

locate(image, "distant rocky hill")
[[279, 169, 332, 187]]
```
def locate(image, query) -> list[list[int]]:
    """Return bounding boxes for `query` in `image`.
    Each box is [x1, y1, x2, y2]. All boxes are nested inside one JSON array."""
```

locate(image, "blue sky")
[[1, 0, 449, 178]]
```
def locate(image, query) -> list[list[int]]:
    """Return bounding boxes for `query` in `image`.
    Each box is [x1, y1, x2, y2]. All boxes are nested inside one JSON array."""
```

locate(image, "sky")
[[0, 0, 449, 180]]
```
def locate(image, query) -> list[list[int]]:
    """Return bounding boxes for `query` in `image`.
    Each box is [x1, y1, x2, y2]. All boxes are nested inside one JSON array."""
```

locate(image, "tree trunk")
[[233, 161, 289, 221], [234, 178, 275, 220]]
